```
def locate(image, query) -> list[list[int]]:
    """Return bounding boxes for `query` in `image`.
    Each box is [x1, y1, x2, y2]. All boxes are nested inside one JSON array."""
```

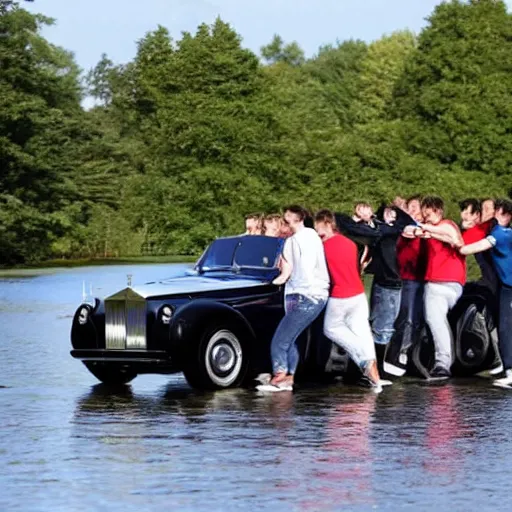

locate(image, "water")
[[1, 264, 511, 511]]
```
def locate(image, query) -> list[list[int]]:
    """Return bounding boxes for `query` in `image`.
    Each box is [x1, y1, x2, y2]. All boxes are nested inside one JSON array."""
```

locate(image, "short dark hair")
[[283, 204, 307, 221], [421, 196, 444, 212], [459, 198, 481, 215], [314, 209, 336, 225], [495, 199, 512, 216]]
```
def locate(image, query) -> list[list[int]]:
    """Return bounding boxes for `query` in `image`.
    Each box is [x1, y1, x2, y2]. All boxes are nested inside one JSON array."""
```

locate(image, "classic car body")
[[70, 235, 343, 389]]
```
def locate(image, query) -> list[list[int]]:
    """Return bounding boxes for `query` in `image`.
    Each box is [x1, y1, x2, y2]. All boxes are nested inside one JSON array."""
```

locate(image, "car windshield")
[[197, 236, 282, 272]]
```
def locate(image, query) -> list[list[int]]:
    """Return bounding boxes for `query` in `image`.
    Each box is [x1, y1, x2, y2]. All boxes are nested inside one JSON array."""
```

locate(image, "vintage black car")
[[70, 235, 343, 390]]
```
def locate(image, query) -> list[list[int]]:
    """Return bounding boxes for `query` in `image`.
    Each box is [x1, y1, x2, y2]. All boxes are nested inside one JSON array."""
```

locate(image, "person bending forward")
[[314, 210, 385, 392]]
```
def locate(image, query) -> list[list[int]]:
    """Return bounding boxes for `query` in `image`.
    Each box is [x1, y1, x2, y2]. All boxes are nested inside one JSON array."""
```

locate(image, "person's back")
[[285, 226, 330, 300], [323, 233, 364, 298], [264, 206, 329, 391], [315, 210, 386, 393], [372, 227, 402, 288]]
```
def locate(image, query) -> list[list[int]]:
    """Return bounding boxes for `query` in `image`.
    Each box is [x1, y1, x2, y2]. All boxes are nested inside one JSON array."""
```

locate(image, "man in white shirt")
[[267, 205, 330, 390]]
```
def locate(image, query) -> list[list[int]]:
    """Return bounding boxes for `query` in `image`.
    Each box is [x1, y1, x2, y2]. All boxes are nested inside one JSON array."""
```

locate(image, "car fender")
[[169, 299, 257, 363]]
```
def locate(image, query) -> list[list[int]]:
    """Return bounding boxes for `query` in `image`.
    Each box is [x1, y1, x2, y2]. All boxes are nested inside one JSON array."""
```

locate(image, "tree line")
[[1, 0, 511, 265]]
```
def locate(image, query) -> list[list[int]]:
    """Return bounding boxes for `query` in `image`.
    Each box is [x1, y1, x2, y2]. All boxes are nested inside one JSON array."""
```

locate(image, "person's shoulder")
[[492, 224, 512, 238], [300, 227, 322, 241], [327, 233, 356, 248], [490, 224, 505, 235], [323, 233, 340, 246]]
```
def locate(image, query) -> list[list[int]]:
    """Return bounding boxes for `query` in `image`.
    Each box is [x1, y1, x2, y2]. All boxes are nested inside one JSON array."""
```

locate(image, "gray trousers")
[[424, 282, 463, 370]]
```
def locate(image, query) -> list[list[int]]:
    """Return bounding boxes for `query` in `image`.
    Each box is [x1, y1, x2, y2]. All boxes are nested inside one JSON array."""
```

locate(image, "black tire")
[[84, 362, 137, 386], [183, 325, 249, 390]]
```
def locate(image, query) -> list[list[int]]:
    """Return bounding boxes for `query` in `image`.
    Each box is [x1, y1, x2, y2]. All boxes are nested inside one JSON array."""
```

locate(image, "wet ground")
[[1, 264, 510, 511]]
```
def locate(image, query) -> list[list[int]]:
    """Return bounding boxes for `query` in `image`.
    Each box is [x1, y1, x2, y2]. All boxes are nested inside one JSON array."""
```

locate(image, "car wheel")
[[84, 362, 137, 385], [183, 326, 248, 390]]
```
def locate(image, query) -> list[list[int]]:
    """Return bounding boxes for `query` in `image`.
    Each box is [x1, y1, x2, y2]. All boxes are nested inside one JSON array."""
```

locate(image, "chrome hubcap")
[[205, 329, 243, 387], [211, 343, 236, 373]]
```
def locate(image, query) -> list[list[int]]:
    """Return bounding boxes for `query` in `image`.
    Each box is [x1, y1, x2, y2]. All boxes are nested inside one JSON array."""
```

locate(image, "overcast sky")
[[26, 0, 512, 73]]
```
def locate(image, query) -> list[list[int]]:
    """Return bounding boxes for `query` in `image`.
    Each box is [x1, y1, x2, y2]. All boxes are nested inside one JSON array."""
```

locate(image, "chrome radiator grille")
[[105, 288, 147, 350]]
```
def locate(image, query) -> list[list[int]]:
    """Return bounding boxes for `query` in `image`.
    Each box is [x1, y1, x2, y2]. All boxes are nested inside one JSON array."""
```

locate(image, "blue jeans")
[[370, 282, 401, 345], [271, 293, 326, 375], [394, 279, 424, 352], [499, 285, 512, 370]]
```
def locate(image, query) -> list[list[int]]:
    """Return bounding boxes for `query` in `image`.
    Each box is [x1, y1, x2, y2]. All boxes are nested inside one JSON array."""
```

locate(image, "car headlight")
[[160, 305, 174, 325], [78, 306, 89, 325]]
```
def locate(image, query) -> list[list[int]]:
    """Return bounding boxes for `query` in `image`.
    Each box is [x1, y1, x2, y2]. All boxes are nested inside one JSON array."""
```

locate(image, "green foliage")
[[2, 0, 512, 266], [355, 31, 416, 123], [305, 40, 368, 128], [393, 0, 512, 174], [261, 34, 305, 66]]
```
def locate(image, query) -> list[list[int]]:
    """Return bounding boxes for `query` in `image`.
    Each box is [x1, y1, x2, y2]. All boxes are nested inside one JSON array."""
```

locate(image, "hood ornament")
[[82, 281, 94, 305]]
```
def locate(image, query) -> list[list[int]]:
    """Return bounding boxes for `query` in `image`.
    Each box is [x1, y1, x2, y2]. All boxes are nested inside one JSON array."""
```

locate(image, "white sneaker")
[[371, 383, 383, 394], [379, 379, 393, 387], [256, 383, 293, 392], [489, 363, 504, 376], [493, 369, 512, 387]]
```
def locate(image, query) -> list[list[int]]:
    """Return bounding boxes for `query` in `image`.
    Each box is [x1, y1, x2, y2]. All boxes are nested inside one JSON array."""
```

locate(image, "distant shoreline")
[[0, 255, 198, 276]]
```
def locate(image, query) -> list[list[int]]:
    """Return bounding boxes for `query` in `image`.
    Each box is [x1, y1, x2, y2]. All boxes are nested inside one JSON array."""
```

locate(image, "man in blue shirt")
[[460, 199, 512, 386]]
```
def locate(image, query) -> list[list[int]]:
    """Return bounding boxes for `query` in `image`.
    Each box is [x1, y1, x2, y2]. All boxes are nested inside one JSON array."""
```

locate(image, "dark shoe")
[[428, 366, 451, 381]]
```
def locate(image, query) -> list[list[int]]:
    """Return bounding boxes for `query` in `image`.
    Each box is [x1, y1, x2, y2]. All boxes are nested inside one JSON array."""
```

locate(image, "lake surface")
[[1, 263, 511, 511]]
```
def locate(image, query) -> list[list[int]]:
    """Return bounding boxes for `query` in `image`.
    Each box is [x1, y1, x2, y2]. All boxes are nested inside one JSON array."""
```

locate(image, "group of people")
[[246, 195, 512, 393]]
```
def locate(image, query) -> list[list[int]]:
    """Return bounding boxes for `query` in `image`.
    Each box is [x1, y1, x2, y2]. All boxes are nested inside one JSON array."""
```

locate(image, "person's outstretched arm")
[[460, 238, 493, 256], [420, 221, 463, 247]]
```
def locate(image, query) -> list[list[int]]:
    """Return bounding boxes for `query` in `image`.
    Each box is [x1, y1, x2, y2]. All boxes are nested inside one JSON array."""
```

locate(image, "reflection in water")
[[4, 265, 512, 510], [304, 392, 377, 509], [424, 385, 474, 480]]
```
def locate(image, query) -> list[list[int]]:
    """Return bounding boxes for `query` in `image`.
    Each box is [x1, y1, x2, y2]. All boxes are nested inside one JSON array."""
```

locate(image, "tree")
[[0, 0, 33, 15], [261, 34, 305, 66], [0, 2, 86, 264], [355, 31, 416, 123], [305, 40, 368, 128], [393, 0, 512, 174]]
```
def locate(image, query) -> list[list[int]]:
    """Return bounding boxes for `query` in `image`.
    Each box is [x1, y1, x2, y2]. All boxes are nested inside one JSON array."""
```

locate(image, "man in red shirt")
[[314, 209, 386, 392], [415, 196, 466, 380]]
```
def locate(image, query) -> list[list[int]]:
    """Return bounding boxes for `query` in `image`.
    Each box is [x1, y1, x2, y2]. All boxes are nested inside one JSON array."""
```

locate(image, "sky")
[[26, 0, 512, 73]]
